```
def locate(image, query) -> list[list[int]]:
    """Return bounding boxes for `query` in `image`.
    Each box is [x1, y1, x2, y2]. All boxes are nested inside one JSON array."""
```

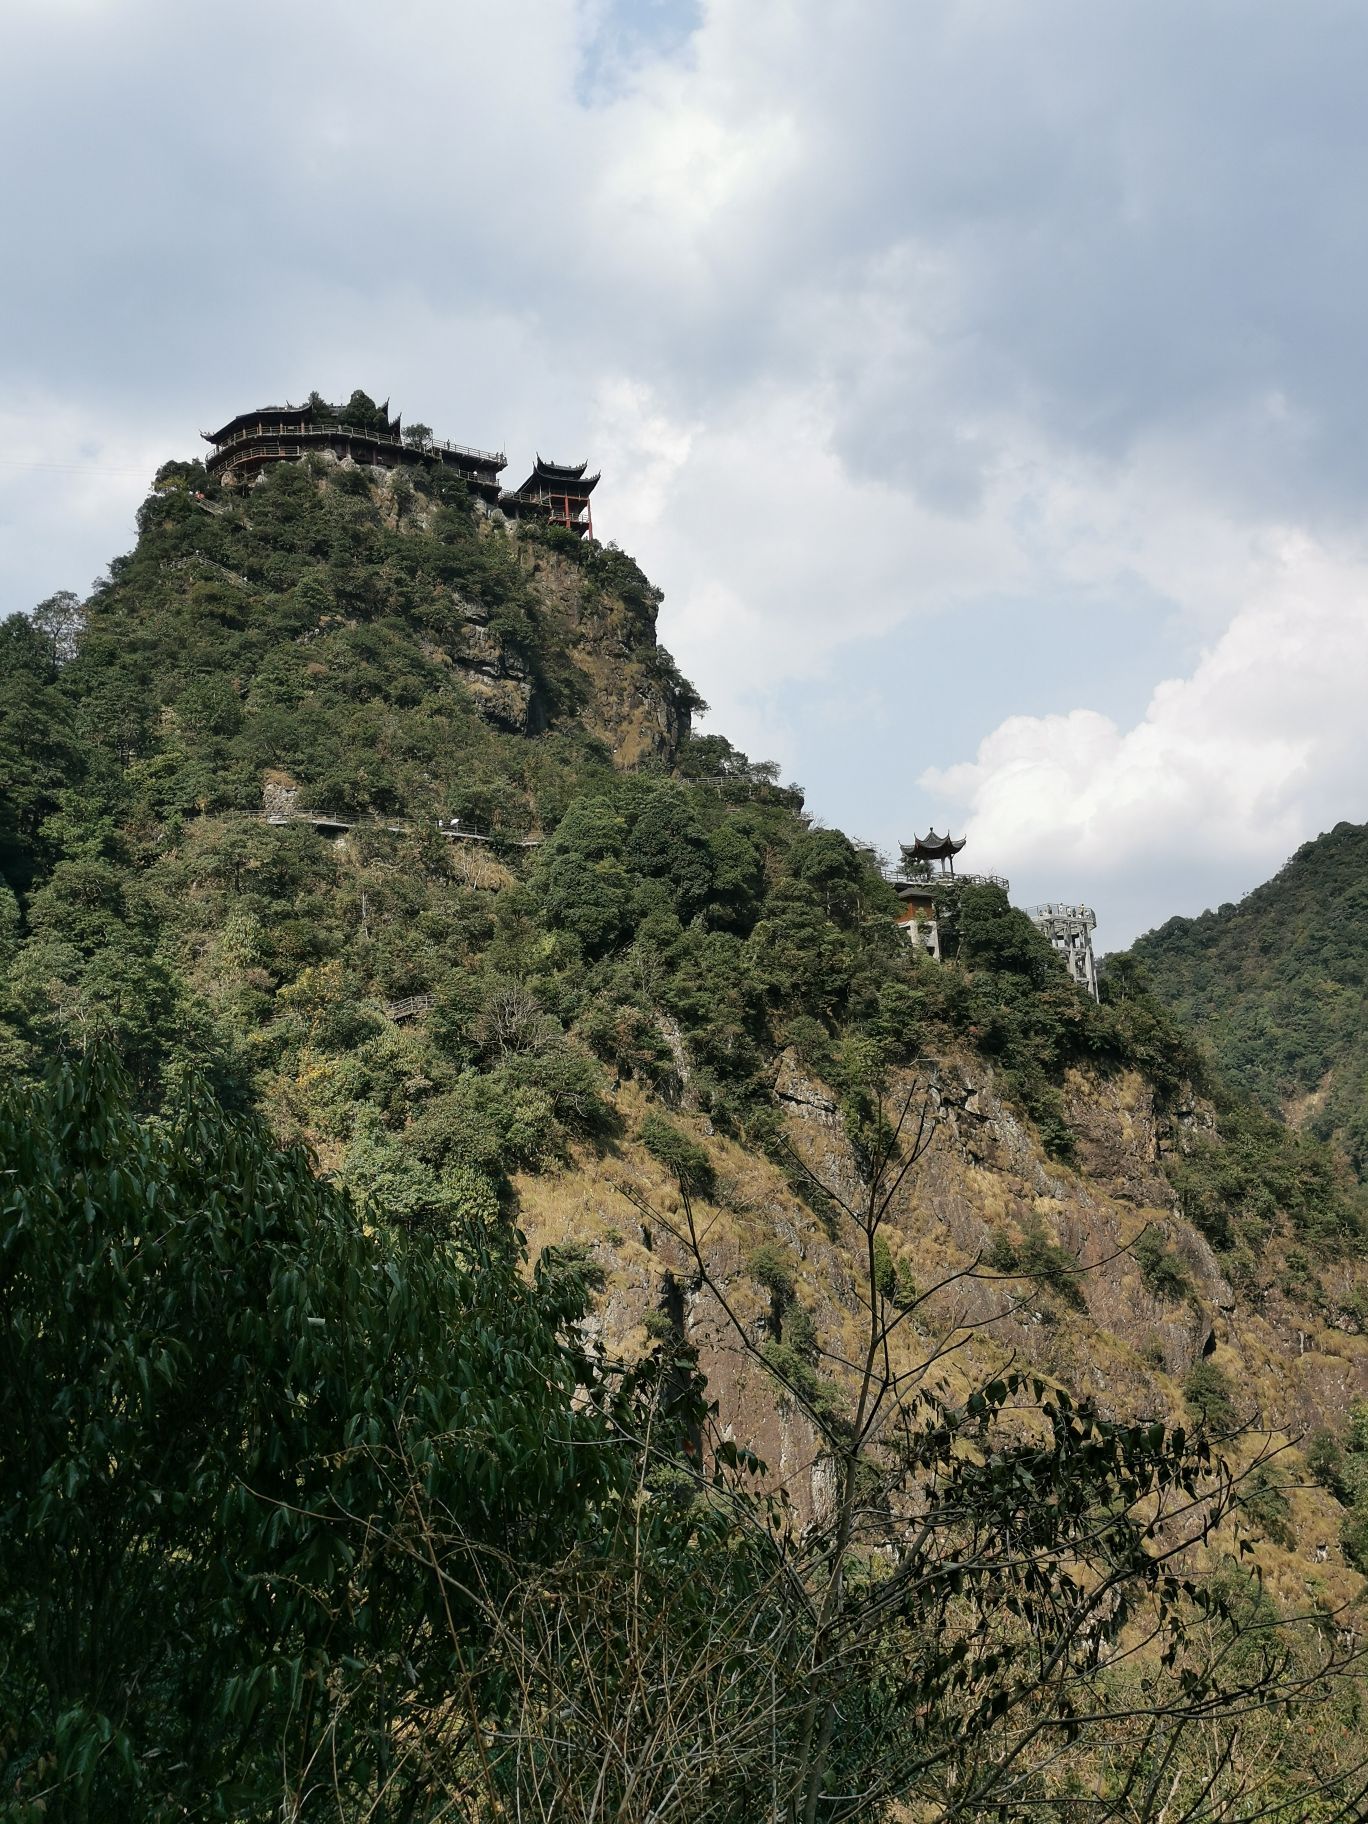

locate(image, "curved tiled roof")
[[904, 830, 967, 861]]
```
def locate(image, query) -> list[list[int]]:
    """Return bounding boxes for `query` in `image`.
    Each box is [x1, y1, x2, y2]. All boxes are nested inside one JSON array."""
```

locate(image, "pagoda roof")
[[535, 455, 588, 480], [203, 399, 405, 445], [904, 830, 967, 862], [519, 455, 601, 494], [203, 403, 316, 444]]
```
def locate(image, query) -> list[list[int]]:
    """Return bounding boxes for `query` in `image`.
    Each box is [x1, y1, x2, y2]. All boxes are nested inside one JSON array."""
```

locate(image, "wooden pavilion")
[[500, 456, 600, 539]]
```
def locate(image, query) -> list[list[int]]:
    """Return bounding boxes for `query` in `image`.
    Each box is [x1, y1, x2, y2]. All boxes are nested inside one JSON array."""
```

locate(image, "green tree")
[[29, 590, 85, 666], [0, 1059, 617, 1821], [953, 881, 1059, 982], [532, 800, 632, 956], [630, 782, 717, 919], [0, 612, 84, 893]]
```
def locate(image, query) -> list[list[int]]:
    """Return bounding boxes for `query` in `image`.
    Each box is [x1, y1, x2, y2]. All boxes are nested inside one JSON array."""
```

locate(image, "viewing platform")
[[893, 870, 1011, 894], [1026, 902, 1097, 929], [890, 823, 1098, 997], [384, 993, 436, 1023], [1026, 903, 1100, 999]]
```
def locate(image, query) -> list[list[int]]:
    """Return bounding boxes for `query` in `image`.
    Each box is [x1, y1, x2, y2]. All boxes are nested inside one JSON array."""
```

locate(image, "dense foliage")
[[1128, 821, 1368, 1176], [0, 1059, 627, 1819]]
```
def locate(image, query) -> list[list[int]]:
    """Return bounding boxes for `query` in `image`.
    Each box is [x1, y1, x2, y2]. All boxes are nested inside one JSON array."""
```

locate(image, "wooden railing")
[[384, 993, 436, 1022], [499, 488, 591, 515]]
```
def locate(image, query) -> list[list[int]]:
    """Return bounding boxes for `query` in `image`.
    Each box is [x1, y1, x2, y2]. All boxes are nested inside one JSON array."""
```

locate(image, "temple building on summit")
[[201, 397, 599, 538], [892, 829, 1099, 998], [202, 400, 507, 503]]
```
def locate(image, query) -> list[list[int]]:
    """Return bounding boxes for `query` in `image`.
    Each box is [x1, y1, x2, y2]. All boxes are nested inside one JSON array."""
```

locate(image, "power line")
[[0, 457, 155, 476]]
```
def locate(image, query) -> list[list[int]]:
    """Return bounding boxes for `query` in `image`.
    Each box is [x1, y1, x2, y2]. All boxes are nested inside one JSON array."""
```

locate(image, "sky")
[[3, 0, 1368, 948]]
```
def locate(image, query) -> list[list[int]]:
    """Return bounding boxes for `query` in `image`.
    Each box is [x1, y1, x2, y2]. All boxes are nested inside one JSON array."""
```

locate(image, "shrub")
[[984, 1229, 1019, 1273], [892, 1258, 919, 1308], [640, 1112, 716, 1197], [747, 1240, 796, 1307], [1183, 1360, 1239, 1433], [1133, 1226, 1191, 1302], [759, 1339, 844, 1427], [1340, 1506, 1368, 1575], [1305, 1426, 1346, 1496], [1239, 1466, 1294, 1548], [783, 1301, 818, 1356], [873, 1233, 896, 1301], [1018, 1222, 1087, 1311]]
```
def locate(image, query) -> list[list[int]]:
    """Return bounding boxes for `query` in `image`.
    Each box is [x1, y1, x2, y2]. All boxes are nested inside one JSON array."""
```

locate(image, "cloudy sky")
[[3, 0, 1367, 947]]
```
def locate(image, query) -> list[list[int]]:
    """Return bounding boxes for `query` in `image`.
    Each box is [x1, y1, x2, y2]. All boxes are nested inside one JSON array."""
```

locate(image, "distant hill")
[[1126, 820, 1368, 1175]]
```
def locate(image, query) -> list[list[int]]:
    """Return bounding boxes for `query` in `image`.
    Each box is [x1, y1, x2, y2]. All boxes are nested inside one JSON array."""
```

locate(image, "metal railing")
[[263, 808, 542, 847], [206, 422, 506, 467], [893, 871, 1010, 892], [1027, 902, 1096, 927]]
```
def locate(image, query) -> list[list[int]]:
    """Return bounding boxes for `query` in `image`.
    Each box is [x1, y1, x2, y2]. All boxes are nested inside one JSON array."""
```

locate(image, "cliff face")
[[388, 482, 692, 763], [511, 538, 693, 766], [514, 1048, 1368, 1606]]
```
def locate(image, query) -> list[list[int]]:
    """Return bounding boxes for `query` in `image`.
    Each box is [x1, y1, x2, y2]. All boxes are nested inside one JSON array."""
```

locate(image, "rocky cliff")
[[512, 1039, 1368, 1615]]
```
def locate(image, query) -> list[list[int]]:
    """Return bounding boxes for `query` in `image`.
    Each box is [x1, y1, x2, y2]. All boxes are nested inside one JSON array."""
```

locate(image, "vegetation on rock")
[[1127, 820, 1368, 1178]]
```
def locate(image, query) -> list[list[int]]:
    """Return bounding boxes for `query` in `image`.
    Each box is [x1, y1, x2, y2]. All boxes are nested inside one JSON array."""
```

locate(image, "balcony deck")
[[893, 871, 1010, 894]]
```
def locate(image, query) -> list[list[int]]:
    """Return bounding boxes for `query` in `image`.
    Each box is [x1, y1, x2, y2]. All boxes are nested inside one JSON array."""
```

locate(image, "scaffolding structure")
[[1027, 903, 1099, 1000]]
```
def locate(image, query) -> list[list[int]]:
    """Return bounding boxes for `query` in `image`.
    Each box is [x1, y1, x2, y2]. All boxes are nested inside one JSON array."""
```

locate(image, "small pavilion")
[[893, 829, 1009, 958], [899, 829, 967, 878], [501, 456, 600, 539]]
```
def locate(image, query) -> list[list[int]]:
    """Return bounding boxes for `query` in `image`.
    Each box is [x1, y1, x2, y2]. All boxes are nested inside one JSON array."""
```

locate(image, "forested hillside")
[[1127, 821, 1368, 1177], [4, 417, 1368, 1820]]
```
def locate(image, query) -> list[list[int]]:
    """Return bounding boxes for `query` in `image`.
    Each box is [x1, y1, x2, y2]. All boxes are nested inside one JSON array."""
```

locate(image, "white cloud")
[[596, 372, 1027, 758], [924, 531, 1368, 936]]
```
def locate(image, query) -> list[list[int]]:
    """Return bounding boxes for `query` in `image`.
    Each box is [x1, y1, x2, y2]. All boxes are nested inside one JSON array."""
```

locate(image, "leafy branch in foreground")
[[614, 1070, 1368, 1823]]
